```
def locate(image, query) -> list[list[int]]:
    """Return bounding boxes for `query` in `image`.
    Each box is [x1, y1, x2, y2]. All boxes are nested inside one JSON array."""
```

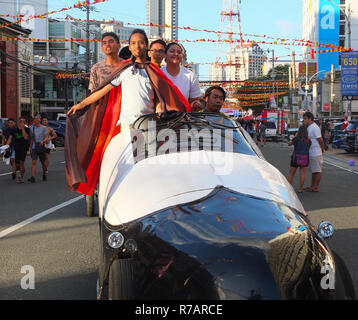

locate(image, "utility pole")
[[65, 61, 69, 108], [330, 63, 334, 117], [86, 6, 90, 75], [347, 3, 352, 120], [305, 53, 309, 110]]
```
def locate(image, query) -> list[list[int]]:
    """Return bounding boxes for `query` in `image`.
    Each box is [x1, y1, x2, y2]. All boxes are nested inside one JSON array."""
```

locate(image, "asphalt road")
[[0, 143, 357, 300]]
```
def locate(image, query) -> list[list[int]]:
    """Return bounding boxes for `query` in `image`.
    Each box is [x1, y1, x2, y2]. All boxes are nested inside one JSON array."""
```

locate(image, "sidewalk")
[[324, 146, 358, 173]]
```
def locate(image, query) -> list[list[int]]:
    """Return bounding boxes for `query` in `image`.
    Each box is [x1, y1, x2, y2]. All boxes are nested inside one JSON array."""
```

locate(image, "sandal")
[[304, 187, 319, 192]]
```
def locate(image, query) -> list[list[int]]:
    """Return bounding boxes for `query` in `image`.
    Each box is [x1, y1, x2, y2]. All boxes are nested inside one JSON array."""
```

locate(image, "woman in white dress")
[[161, 42, 202, 111]]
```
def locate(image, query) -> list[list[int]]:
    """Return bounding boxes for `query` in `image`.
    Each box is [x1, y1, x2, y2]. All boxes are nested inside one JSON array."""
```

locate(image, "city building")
[[210, 44, 266, 81], [302, 0, 358, 116], [97, 20, 137, 62], [146, 0, 178, 41], [262, 60, 301, 76], [0, 18, 32, 119]]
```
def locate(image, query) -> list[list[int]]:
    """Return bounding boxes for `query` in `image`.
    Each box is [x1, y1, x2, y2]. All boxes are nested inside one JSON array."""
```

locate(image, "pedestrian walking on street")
[[287, 125, 311, 193], [257, 121, 267, 147], [1, 118, 17, 179], [42, 116, 57, 175], [8, 117, 30, 183], [303, 112, 325, 192], [28, 114, 49, 183]]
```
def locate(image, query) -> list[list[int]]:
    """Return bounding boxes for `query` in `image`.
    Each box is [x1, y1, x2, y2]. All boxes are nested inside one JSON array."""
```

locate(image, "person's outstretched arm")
[[67, 83, 114, 115]]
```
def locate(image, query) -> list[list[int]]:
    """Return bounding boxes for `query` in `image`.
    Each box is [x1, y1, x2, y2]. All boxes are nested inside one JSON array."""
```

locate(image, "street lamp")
[[327, 0, 352, 120]]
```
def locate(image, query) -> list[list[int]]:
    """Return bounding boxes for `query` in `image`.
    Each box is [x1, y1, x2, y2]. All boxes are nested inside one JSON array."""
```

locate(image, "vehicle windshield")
[[265, 122, 276, 129], [132, 112, 258, 162]]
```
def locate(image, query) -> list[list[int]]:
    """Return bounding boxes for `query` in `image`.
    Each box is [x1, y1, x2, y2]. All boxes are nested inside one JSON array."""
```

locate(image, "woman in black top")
[[287, 125, 311, 193]]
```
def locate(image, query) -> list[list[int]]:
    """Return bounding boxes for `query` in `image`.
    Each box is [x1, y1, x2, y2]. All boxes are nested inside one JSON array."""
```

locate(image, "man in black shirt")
[[8, 117, 30, 183], [1, 118, 17, 179]]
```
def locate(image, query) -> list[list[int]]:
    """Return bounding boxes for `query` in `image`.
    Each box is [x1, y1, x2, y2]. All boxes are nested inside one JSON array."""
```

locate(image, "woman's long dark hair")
[[297, 125, 309, 140]]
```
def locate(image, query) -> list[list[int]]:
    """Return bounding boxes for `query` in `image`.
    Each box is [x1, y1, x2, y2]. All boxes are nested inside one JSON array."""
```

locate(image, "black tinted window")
[[265, 122, 276, 129]]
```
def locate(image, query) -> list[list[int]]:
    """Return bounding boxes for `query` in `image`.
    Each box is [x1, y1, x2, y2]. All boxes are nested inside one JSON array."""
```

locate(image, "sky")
[[49, 0, 303, 80]]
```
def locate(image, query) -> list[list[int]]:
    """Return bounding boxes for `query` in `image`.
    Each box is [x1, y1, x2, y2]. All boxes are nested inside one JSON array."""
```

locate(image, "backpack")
[[293, 137, 309, 166]]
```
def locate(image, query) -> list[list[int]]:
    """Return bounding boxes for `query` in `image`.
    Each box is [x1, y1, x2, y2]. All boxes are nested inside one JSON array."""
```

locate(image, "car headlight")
[[108, 232, 125, 249], [317, 221, 334, 239]]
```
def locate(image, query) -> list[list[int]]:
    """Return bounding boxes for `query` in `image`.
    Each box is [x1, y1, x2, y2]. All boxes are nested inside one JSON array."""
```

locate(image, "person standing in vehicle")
[[66, 29, 191, 195], [8, 117, 30, 183], [161, 42, 202, 111], [89, 32, 122, 93], [42, 116, 57, 175], [28, 114, 49, 183], [1, 118, 17, 179], [303, 112, 325, 192], [148, 39, 166, 69], [202, 86, 226, 113], [287, 125, 311, 193]]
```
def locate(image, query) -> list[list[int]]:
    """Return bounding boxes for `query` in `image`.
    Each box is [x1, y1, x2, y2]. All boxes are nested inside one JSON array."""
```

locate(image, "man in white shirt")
[[68, 29, 155, 127], [303, 112, 325, 192]]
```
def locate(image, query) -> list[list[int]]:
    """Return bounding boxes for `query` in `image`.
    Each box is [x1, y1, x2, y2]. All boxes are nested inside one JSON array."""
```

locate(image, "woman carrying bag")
[[287, 125, 311, 193]]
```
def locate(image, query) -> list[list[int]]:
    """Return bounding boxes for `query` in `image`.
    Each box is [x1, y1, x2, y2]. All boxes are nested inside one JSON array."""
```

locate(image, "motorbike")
[[94, 112, 355, 300]]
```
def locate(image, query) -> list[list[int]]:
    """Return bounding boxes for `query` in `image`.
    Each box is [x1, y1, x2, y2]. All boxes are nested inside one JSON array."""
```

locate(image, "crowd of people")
[[1, 114, 56, 183]]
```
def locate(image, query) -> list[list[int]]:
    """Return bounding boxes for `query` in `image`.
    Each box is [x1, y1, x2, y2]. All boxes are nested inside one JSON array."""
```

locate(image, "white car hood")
[[98, 129, 305, 226]]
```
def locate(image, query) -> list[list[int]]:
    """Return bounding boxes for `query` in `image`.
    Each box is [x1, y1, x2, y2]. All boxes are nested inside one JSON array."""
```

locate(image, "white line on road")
[[0, 195, 84, 239], [324, 160, 358, 175], [0, 172, 12, 177]]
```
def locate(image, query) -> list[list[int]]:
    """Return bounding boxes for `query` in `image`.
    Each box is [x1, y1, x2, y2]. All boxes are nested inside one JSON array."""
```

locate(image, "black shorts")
[[31, 149, 46, 163], [14, 148, 27, 164], [45, 148, 51, 154]]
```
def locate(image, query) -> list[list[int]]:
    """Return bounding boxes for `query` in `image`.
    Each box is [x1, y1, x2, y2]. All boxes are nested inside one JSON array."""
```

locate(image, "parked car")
[[94, 112, 355, 300], [329, 122, 343, 144], [56, 113, 67, 122], [47, 120, 65, 147], [355, 125, 358, 152], [342, 120, 358, 153], [264, 121, 277, 140]]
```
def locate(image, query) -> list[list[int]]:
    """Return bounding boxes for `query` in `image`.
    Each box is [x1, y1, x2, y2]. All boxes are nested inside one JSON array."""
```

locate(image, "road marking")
[[0, 195, 84, 239], [324, 160, 358, 175], [0, 172, 12, 177]]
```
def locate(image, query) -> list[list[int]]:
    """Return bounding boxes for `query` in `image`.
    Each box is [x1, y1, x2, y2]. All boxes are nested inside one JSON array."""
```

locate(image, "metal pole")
[[330, 63, 334, 117], [65, 62, 68, 108], [86, 6, 90, 75], [305, 54, 309, 109], [347, 4, 352, 121]]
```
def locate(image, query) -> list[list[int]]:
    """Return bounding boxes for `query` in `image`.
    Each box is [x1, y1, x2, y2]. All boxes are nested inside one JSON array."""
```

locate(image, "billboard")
[[341, 51, 358, 99], [19, 0, 48, 39], [298, 62, 317, 77], [318, 0, 340, 79]]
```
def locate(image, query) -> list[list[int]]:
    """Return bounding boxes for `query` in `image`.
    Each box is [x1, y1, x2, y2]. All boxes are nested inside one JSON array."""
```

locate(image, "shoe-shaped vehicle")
[[96, 112, 355, 300]]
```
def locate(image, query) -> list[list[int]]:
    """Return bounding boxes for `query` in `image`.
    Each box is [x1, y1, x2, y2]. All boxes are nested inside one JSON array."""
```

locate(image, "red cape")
[[65, 60, 192, 195]]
